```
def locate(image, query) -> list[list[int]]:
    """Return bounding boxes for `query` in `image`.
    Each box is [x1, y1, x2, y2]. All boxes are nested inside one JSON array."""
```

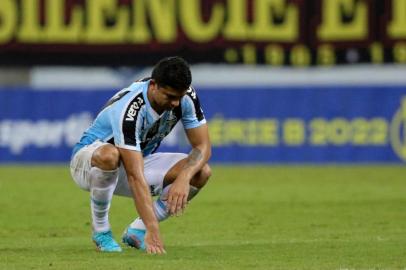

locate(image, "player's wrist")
[[144, 222, 160, 232], [176, 171, 193, 183]]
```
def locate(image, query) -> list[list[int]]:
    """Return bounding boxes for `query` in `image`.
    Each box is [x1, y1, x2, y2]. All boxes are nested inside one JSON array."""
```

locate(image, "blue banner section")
[[1, 86, 406, 163]]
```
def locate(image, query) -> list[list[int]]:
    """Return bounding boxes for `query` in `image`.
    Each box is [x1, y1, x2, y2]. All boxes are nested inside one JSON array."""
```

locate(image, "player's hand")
[[144, 229, 166, 255], [167, 181, 190, 216]]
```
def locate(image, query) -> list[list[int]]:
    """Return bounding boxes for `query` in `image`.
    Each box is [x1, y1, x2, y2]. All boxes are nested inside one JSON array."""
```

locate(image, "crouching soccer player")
[[69, 56, 211, 254]]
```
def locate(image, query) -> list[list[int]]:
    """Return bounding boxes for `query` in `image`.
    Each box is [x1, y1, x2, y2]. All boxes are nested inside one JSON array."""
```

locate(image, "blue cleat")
[[92, 230, 122, 252], [122, 227, 146, 250]]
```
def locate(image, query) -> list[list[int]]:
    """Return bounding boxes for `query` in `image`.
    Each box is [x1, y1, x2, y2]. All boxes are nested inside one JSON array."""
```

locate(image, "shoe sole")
[[122, 233, 145, 250], [93, 240, 122, 252]]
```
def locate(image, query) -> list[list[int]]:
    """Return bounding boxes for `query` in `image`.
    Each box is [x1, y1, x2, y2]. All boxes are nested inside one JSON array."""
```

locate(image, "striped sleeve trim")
[[186, 86, 205, 121], [121, 92, 145, 147]]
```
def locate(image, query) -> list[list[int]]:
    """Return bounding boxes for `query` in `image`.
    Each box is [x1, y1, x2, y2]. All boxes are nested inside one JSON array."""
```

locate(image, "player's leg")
[[163, 158, 212, 198], [122, 152, 211, 249], [150, 159, 211, 221], [121, 153, 188, 249], [89, 143, 122, 252], [70, 141, 122, 252]]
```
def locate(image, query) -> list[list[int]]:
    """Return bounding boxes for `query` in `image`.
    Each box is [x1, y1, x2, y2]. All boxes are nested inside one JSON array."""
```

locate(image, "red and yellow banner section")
[[0, 0, 405, 66]]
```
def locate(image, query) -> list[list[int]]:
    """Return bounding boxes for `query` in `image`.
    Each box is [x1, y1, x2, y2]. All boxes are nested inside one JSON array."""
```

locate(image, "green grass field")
[[0, 165, 405, 270]]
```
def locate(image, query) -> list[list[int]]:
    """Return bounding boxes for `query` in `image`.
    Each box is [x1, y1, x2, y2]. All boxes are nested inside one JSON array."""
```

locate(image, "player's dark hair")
[[151, 56, 192, 92]]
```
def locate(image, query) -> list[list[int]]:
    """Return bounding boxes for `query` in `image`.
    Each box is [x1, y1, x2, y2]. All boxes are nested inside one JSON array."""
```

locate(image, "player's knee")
[[92, 145, 120, 170], [193, 164, 211, 188], [202, 164, 212, 181]]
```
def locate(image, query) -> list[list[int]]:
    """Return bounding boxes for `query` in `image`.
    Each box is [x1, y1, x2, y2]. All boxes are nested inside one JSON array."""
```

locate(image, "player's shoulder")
[[122, 78, 149, 104], [127, 77, 150, 92], [107, 81, 147, 114]]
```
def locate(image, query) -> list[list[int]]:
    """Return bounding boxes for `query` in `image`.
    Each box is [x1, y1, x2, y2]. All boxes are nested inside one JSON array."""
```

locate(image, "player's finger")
[[178, 196, 187, 215], [176, 195, 185, 216], [173, 196, 180, 216], [182, 195, 188, 209], [149, 245, 157, 255], [169, 193, 180, 215], [166, 193, 174, 213], [155, 245, 164, 255], [153, 241, 166, 255], [169, 196, 178, 215]]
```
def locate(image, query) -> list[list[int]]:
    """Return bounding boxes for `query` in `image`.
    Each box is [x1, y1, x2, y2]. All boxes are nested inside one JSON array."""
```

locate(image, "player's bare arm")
[[118, 148, 166, 254], [167, 124, 211, 216]]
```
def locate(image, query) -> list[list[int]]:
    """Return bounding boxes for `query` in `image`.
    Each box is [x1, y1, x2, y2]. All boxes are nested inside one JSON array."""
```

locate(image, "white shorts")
[[70, 141, 187, 197]]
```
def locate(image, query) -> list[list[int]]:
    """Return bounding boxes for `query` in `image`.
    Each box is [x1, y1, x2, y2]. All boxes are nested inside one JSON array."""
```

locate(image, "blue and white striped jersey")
[[72, 79, 206, 157]]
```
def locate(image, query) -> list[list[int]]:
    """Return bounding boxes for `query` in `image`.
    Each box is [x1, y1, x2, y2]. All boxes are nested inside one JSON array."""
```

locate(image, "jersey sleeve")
[[110, 92, 145, 151], [181, 86, 206, 129]]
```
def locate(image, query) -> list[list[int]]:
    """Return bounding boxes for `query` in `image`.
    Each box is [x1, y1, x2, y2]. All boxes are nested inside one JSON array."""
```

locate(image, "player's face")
[[154, 85, 187, 111]]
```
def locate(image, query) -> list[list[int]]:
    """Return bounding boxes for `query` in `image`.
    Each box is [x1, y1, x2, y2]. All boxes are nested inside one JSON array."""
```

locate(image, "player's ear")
[[149, 79, 158, 91]]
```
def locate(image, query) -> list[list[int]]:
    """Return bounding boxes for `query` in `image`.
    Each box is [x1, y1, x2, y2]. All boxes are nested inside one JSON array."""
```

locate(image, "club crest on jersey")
[[125, 97, 144, 121], [166, 114, 178, 126]]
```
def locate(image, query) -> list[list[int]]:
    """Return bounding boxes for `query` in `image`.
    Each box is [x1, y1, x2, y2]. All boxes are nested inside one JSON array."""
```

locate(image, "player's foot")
[[122, 227, 146, 250], [92, 230, 122, 252]]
